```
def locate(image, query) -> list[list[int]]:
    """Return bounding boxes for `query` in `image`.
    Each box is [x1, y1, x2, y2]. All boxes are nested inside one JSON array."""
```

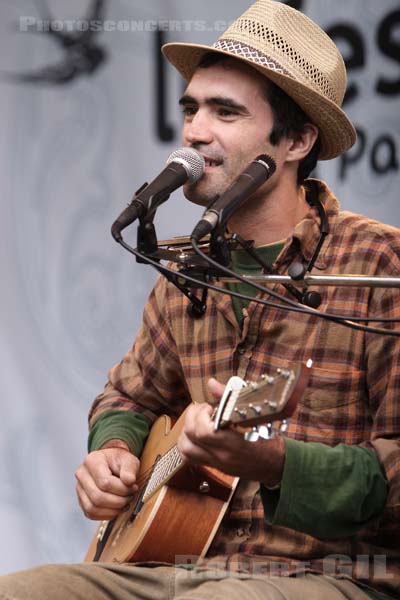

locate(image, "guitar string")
[[132, 444, 181, 491], [128, 419, 288, 506], [124, 375, 291, 496]]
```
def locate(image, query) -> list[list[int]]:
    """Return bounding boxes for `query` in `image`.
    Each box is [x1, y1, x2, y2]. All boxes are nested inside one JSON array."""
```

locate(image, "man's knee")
[[0, 563, 93, 600]]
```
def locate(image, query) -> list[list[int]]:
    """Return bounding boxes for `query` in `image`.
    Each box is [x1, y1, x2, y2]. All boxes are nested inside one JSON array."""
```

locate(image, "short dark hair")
[[197, 53, 320, 184]]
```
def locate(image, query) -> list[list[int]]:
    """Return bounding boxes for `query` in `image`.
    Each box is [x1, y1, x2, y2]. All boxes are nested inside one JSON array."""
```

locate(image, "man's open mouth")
[[203, 157, 222, 168]]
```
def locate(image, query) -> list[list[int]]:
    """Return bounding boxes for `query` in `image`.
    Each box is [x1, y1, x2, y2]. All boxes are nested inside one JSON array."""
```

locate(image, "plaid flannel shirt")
[[89, 180, 400, 597]]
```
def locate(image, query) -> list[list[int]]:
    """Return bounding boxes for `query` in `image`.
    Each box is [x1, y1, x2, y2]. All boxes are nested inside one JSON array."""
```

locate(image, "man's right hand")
[[75, 443, 140, 520]]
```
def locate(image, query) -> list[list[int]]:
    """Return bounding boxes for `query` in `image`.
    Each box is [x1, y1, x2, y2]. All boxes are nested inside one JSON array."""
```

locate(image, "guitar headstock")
[[214, 362, 311, 431]]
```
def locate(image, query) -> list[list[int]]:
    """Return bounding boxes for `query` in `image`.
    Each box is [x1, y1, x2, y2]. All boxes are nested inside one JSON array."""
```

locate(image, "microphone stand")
[[111, 193, 400, 328], [136, 231, 400, 290], [116, 197, 209, 318], [219, 273, 400, 289]]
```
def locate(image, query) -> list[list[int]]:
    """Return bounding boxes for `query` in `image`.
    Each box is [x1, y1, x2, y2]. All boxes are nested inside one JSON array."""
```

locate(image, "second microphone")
[[191, 154, 276, 242]]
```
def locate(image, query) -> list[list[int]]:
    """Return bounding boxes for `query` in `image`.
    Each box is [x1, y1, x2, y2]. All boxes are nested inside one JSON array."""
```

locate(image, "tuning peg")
[[235, 408, 248, 419], [276, 368, 290, 379], [261, 374, 275, 385], [280, 419, 288, 433], [264, 399, 277, 409], [248, 403, 262, 415], [244, 427, 260, 442], [258, 424, 272, 439]]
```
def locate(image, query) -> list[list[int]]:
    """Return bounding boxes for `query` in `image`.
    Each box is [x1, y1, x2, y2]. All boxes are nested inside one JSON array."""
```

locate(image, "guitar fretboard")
[[142, 444, 182, 502], [140, 366, 304, 503]]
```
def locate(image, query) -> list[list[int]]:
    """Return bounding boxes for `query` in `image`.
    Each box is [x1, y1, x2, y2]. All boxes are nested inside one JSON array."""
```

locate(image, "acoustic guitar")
[[85, 362, 311, 564]]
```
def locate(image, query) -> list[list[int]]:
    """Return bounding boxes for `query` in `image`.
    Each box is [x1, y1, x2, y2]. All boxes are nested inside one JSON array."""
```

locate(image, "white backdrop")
[[0, 0, 399, 573]]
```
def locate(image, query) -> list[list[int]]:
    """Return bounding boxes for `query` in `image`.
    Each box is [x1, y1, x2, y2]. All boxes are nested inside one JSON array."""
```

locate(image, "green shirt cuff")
[[88, 410, 151, 456], [260, 437, 388, 540], [361, 587, 396, 600]]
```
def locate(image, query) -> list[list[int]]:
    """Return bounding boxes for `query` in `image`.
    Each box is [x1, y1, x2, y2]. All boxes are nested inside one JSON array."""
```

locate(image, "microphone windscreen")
[[166, 147, 205, 183]]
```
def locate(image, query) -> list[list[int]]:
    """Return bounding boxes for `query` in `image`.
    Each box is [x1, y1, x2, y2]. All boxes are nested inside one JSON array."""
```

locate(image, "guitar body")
[[85, 363, 311, 564], [85, 410, 238, 564]]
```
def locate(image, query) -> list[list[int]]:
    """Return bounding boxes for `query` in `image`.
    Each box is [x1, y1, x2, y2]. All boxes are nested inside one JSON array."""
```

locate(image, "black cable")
[[117, 238, 400, 337], [190, 237, 400, 336]]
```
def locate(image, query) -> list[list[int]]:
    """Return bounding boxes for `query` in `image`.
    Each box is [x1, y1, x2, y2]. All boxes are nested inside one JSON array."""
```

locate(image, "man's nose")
[[183, 110, 214, 146]]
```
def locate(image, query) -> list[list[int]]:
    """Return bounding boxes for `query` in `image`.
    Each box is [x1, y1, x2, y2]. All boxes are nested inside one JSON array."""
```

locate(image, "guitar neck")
[[141, 363, 310, 503]]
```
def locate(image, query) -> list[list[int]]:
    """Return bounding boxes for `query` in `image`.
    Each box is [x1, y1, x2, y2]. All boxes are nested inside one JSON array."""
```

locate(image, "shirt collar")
[[275, 178, 340, 272]]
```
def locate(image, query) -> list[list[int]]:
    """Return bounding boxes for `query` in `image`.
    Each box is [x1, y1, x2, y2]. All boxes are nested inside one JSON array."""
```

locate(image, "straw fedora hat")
[[162, 0, 356, 160]]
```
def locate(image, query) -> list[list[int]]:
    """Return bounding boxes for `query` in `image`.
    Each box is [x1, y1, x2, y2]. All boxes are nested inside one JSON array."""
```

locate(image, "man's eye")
[[181, 106, 197, 117], [218, 108, 237, 118]]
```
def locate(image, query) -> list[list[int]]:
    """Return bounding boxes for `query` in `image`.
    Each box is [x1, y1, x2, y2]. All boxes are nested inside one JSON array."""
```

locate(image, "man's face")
[[180, 59, 279, 207]]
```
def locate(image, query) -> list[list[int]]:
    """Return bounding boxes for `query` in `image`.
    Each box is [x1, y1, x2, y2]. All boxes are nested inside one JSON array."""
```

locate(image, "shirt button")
[[236, 528, 245, 537], [237, 346, 245, 355]]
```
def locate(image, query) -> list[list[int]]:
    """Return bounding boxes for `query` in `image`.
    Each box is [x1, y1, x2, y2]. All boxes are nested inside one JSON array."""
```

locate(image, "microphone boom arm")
[[219, 273, 400, 288]]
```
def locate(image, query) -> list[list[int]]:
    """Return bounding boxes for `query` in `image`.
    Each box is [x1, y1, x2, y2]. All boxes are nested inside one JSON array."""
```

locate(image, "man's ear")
[[286, 123, 319, 163]]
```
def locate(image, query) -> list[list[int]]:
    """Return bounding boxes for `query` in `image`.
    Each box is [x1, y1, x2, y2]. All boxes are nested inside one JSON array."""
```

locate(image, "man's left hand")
[[177, 378, 285, 487]]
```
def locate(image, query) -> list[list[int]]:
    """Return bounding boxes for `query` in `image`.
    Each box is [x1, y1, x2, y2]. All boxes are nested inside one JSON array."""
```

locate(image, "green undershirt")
[[88, 410, 150, 455], [227, 244, 390, 600], [228, 241, 284, 326], [88, 243, 390, 599]]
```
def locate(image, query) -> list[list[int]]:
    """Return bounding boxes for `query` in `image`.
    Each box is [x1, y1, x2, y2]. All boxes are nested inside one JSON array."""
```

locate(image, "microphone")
[[190, 154, 276, 242], [111, 147, 205, 241]]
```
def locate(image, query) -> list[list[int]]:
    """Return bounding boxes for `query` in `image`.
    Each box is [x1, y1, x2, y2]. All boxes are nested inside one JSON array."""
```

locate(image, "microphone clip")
[[136, 220, 159, 262], [288, 262, 322, 308], [209, 225, 231, 267], [186, 287, 208, 318]]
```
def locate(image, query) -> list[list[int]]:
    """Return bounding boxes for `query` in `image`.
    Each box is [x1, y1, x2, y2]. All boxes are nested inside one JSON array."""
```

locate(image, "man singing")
[[2, 1, 399, 598]]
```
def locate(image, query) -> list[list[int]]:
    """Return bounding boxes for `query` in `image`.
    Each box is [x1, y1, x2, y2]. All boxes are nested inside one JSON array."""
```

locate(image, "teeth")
[[205, 159, 217, 167]]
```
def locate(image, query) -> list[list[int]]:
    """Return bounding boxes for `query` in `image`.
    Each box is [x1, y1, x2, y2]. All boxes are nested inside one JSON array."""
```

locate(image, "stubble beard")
[[183, 162, 238, 207], [183, 180, 221, 208]]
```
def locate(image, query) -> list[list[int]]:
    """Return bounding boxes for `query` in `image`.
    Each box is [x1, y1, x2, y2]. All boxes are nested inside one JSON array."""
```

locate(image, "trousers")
[[0, 562, 374, 600]]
